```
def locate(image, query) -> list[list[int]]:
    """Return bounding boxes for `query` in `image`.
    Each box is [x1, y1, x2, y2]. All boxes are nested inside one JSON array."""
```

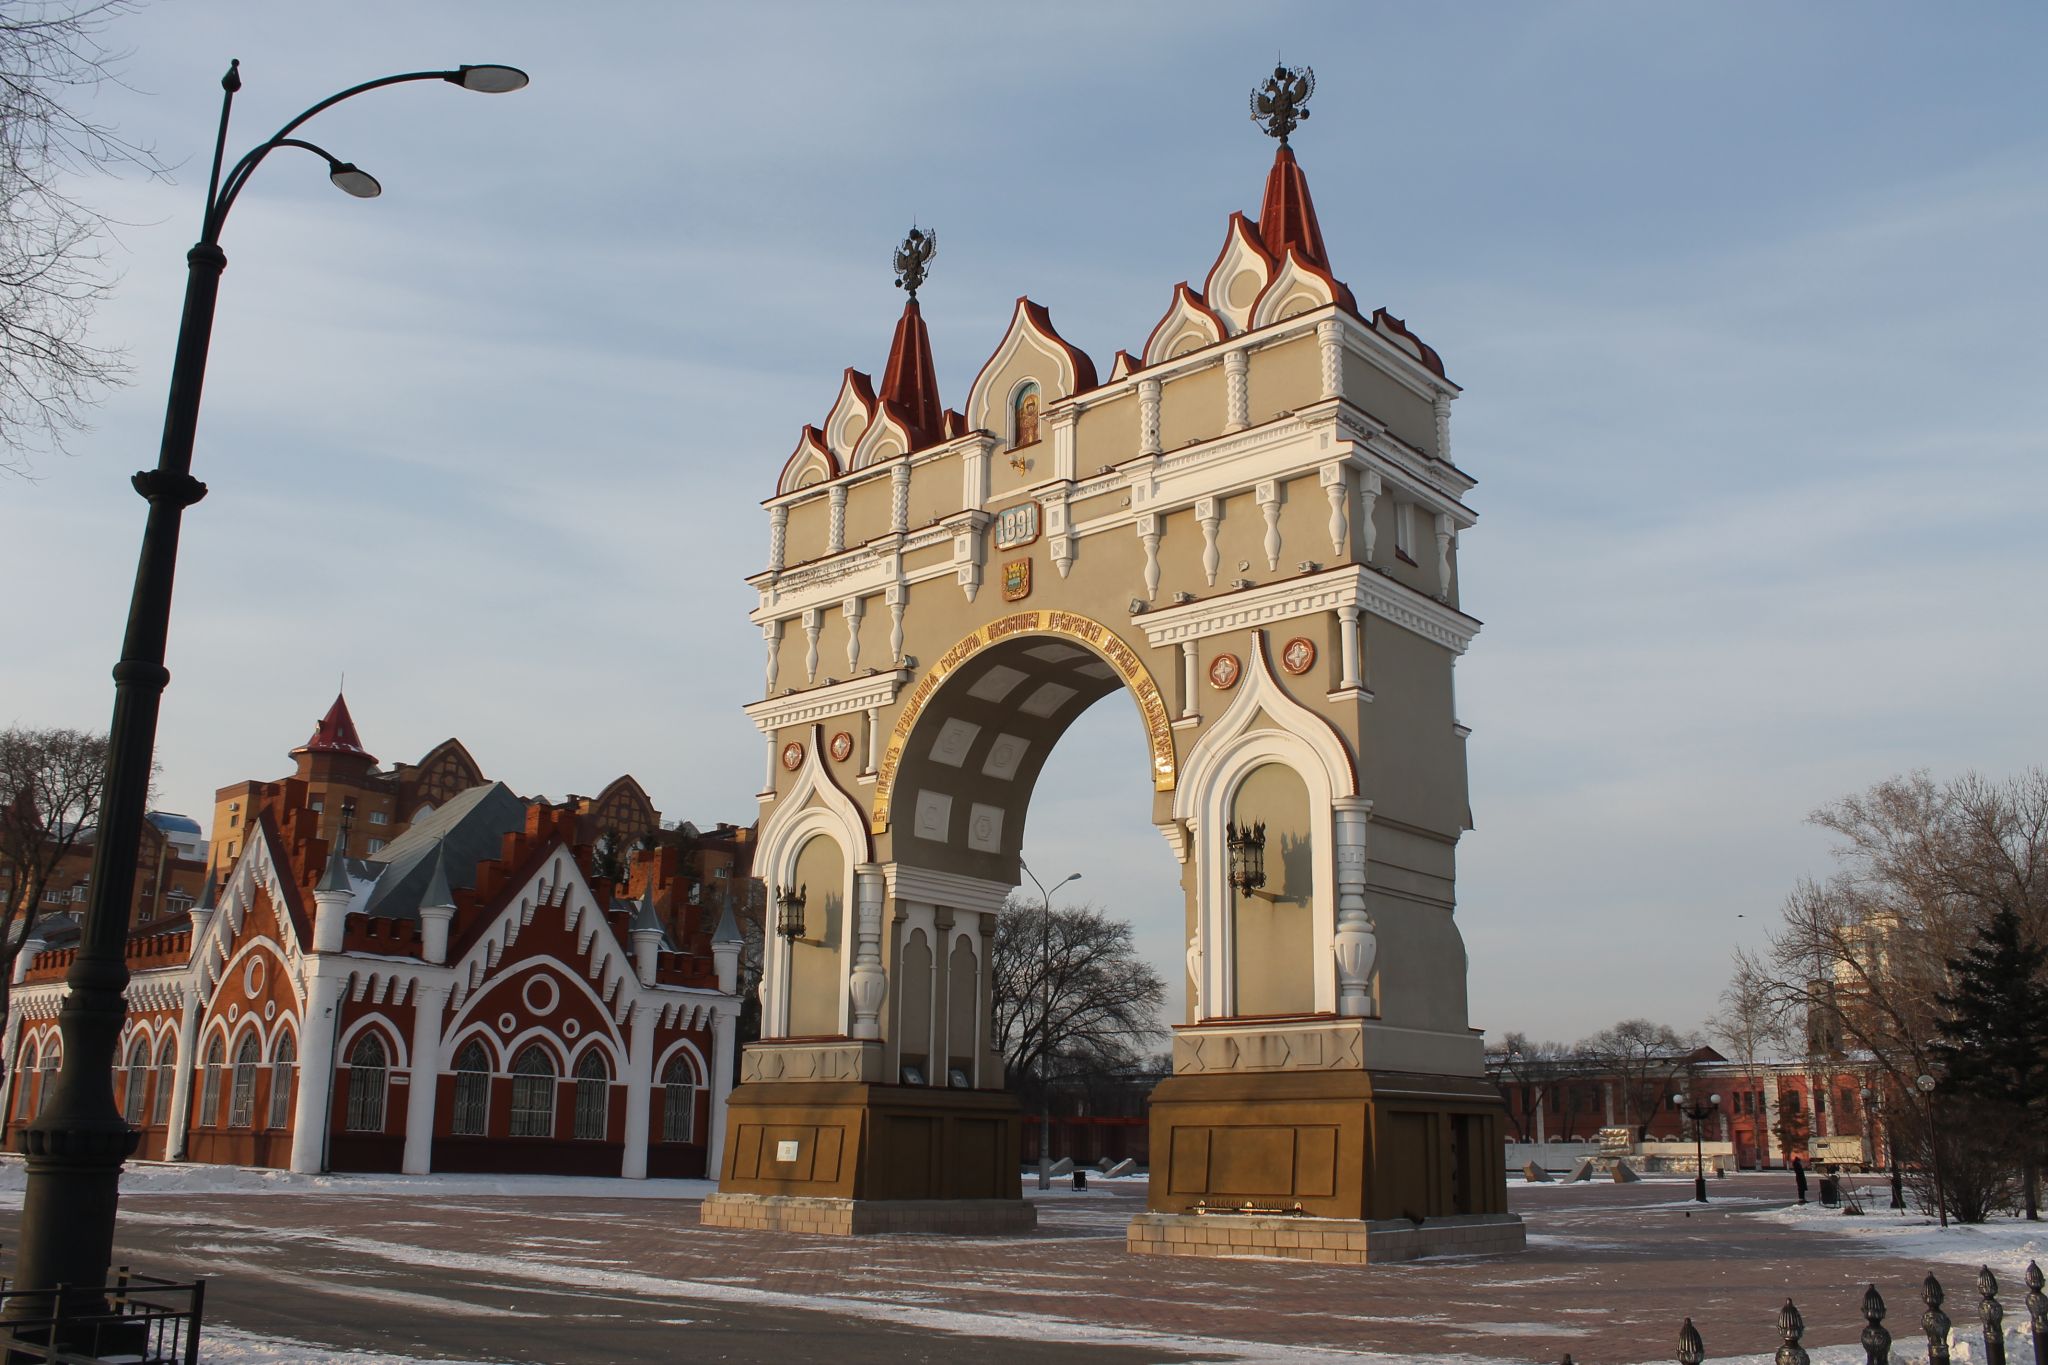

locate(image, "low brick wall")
[[1128, 1211, 1525, 1264], [700, 1192, 1037, 1237]]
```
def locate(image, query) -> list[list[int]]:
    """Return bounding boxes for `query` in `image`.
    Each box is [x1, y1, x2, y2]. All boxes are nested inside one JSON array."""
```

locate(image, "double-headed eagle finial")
[[1250, 63, 1315, 147], [893, 224, 937, 301]]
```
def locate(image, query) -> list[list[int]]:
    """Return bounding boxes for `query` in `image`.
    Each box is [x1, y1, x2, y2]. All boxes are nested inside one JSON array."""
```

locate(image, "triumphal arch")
[[703, 69, 1524, 1261]]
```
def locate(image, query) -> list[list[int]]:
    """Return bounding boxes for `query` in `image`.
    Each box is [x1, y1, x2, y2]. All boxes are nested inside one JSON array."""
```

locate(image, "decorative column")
[[401, 979, 448, 1175], [886, 583, 907, 662], [1223, 348, 1249, 431], [862, 707, 880, 776], [849, 865, 887, 1040], [1179, 641, 1199, 720], [1256, 479, 1282, 570], [620, 1001, 656, 1179], [801, 608, 822, 684], [1185, 936, 1204, 1021], [1337, 609, 1363, 692], [1316, 318, 1344, 401], [767, 504, 789, 571], [163, 989, 201, 1160], [1196, 496, 1220, 584], [760, 732, 777, 797], [1433, 512, 1455, 603], [1319, 462, 1348, 556], [1331, 798, 1377, 1017], [707, 1008, 735, 1174], [842, 596, 864, 673], [1357, 471, 1381, 563], [890, 462, 911, 535], [1137, 377, 1162, 456], [827, 484, 847, 554], [1137, 513, 1162, 600], [1433, 391, 1452, 462], [289, 962, 346, 1174], [763, 619, 783, 694]]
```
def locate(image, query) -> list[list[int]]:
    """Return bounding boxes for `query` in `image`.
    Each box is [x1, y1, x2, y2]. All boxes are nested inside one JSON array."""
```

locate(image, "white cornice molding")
[[1131, 563, 1481, 656], [743, 669, 909, 732], [883, 863, 1012, 917]]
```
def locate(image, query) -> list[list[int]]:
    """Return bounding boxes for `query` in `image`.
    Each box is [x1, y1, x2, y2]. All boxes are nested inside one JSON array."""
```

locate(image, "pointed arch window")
[[1011, 381, 1041, 449], [199, 1036, 226, 1126], [508, 1045, 556, 1138], [345, 1033, 388, 1133], [36, 1037, 58, 1120], [269, 1034, 296, 1130], [661, 1051, 701, 1145], [452, 1041, 491, 1136], [122, 1038, 151, 1124], [228, 1033, 262, 1127], [15, 1039, 37, 1120], [572, 1051, 609, 1141], [153, 1037, 175, 1125]]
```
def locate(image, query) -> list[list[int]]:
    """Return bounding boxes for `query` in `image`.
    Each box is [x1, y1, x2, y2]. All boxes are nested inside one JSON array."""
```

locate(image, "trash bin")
[[1819, 1174, 1840, 1207], [1073, 1169, 1087, 1191]]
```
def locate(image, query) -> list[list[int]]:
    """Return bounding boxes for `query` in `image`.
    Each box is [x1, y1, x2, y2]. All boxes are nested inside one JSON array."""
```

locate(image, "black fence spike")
[[1979, 1266, 2007, 1365], [1927, 1273, 1954, 1365], [1862, 1283, 1892, 1365], [1677, 1315, 1705, 1365], [1777, 1298, 1810, 1365], [2023, 1261, 2045, 1365]]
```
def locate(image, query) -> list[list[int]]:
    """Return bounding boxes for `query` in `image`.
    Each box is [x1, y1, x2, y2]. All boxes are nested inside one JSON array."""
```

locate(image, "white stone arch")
[[849, 406, 912, 471], [1250, 251, 1340, 329], [965, 298, 1094, 436], [216, 936, 300, 1015], [565, 1030, 625, 1078], [335, 1013, 408, 1072], [754, 724, 869, 1039], [1203, 212, 1275, 336], [1174, 632, 1356, 1019], [1143, 283, 1227, 366], [654, 1036, 708, 1088], [268, 1014, 300, 1064], [444, 1022, 505, 1075]]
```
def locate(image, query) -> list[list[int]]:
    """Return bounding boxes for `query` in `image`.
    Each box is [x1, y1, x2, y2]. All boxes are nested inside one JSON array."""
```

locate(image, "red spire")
[[291, 693, 376, 764], [878, 299, 943, 450], [1258, 145, 1330, 270]]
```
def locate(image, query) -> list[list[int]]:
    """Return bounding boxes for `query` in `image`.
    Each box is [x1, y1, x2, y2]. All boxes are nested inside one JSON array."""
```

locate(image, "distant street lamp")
[[1020, 858, 1080, 1192], [7, 57, 527, 1320], [1916, 1072, 1947, 1228], [1672, 1091, 1721, 1203], [1861, 1086, 1905, 1211]]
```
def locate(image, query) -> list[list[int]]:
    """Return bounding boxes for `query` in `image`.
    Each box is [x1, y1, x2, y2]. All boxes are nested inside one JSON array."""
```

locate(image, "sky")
[[3, 2, 2044, 1045]]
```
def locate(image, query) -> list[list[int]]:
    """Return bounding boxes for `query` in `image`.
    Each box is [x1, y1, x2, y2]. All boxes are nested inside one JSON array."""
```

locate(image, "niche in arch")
[[786, 832, 846, 1037], [1230, 761, 1315, 1017]]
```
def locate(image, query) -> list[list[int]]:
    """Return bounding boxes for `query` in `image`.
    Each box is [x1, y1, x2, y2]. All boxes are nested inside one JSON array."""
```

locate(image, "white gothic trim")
[[754, 724, 869, 1039], [965, 299, 1087, 435]]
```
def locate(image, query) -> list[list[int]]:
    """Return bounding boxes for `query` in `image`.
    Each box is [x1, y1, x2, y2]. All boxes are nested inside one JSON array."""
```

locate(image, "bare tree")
[[1577, 1018, 1699, 1137], [1, 0, 167, 475], [1486, 1033, 1580, 1143], [0, 725, 109, 1034], [990, 896, 1165, 1089]]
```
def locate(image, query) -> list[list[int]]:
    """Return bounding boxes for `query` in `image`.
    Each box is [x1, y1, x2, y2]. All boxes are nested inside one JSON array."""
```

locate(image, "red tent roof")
[[878, 299, 944, 451], [1258, 145, 1329, 271], [291, 693, 376, 764]]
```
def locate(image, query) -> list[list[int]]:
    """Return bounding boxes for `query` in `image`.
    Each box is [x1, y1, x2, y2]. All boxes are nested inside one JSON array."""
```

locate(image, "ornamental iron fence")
[[0, 1265, 204, 1365]]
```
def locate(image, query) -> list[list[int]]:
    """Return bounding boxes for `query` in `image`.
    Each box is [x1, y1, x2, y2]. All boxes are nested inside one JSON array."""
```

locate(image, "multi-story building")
[[1, 810, 210, 931]]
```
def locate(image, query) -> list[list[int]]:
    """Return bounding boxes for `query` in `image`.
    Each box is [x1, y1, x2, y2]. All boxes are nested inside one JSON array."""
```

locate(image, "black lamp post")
[[1916, 1072, 1947, 1228], [1019, 858, 1079, 1192], [7, 57, 526, 1319], [1672, 1090, 1721, 1203]]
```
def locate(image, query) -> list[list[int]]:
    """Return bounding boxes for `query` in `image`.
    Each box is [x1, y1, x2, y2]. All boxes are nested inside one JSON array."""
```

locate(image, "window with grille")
[[36, 1045, 57, 1118], [572, 1051, 609, 1140], [661, 1052, 698, 1144], [508, 1046, 555, 1138], [269, 1034, 296, 1129], [452, 1042, 490, 1136], [345, 1034, 388, 1132], [123, 1039, 151, 1123], [199, 1037, 225, 1125], [153, 1039, 175, 1125], [15, 1041, 37, 1119], [228, 1034, 261, 1126]]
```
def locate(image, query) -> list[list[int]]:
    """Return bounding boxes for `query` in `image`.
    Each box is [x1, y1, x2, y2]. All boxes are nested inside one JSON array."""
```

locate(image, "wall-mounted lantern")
[[1226, 821, 1266, 899], [775, 884, 809, 941]]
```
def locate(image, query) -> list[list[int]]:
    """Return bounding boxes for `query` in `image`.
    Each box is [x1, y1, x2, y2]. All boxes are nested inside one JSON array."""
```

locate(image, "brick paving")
[[0, 1172, 1968, 1363]]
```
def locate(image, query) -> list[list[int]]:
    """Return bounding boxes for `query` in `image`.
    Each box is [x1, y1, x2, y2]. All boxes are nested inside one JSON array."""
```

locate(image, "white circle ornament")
[[1281, 637, 1317, 676], [563, 1019, 581, 1039], [227, 1004, 238, 1023], [1208, 653, 1241, 690], [243, 956, 266, 997], [263, 1000, 276, 1020], [497, 1012, 516, 1035], [521, 973, 561, 1017]]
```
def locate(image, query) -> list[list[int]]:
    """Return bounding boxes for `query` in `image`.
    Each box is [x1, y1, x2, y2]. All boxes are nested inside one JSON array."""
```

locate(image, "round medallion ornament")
[[521, 973, 560, 1018], [263, 1000, 276, 1020], [497, 1012, 517, 1035], [829, 731, 854, 763], [780, 741, 805, 771], [243, 956, 266, 997], [1281, 637, 1318, 675], [1208, 653, 1242, 690], [563, 1019, 581, 1039]]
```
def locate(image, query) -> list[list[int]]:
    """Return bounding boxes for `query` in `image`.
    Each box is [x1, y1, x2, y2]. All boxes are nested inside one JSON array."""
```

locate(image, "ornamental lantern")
[[775, 884, 808, 941], [1226, 821, 1266, 898]]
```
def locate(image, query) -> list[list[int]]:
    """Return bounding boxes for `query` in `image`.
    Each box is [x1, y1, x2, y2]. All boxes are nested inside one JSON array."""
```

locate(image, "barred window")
[[269, 1034, 296, 1129], [122, 1039, 151, 1124], [345, 1033, 388, 1132], [37, 1040, 58, 1119], [15, 1039, 37, 1119], [572, 1051, 609, 1141], [508, 1046, 555, 1138], [660, 1052, 699, 1144], [452, 1041, 490, 1136], [153, 1038, 175, 1125], [199, 1037, 225, 1125], [228, 1033, 261, 1127]]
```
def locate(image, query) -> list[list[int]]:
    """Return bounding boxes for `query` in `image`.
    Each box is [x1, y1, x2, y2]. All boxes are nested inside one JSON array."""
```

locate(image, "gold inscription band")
[[870, 610, 1176, 834]]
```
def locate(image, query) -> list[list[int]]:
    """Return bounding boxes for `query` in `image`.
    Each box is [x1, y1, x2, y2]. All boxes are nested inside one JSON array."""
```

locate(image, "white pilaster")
[[707, 1009, 735, 1176], [1179, 641, 1199, 720], [767, 504, 789, 571], [290, 964, 347, 1174], [1338, 609, 1363, 691], [862, 706, 880, 777], [849, 864, 887, 1040], [1331, 798, 1377, 1018], [164, 990, 201, 1159], [1433, 391, 1452, 462], [1223, 348, 1249, 431], [1138, 377, 1162, 456], [401, 979, 448, 1175], [826, 484, 847, 554], [1316, 319, 1344, 401], [890, 462, 911, 535], [760, 732, 777, 797], [620, 1001, 656, 1179]]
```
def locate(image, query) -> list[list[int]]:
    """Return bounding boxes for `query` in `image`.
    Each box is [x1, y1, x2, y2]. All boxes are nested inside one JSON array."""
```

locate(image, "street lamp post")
[[1916, 1072, 1947, 1228], [1019, 859, 1079, 1192], [8, 57, 527, 1318], [1672, 1090, 1721, 1203], [1861, 1086, 1905, 1211]]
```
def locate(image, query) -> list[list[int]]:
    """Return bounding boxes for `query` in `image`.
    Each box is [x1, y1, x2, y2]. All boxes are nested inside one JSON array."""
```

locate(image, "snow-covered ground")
[[201, 1326, 509, 1365], [1759, 1196, 2047, 1278], [0, 1156, 718, 1207]]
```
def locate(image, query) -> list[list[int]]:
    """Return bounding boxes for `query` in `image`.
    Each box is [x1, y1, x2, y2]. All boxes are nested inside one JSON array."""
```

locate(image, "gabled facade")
[[7, 773, 742, 1181]]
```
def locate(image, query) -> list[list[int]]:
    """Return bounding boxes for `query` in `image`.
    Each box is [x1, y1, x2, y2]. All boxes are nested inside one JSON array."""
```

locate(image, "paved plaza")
[[3, 1169, 2032, 1364]]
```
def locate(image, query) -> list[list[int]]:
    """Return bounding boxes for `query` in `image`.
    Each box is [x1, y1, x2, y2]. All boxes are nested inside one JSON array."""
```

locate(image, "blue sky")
[[4, 3, 2044, 1043]]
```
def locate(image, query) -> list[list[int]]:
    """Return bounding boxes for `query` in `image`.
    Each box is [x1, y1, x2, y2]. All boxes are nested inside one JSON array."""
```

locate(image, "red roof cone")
[[1258, 145, 1330, 270], [291, 693, 376, 764], [878, 299, 944, 451]]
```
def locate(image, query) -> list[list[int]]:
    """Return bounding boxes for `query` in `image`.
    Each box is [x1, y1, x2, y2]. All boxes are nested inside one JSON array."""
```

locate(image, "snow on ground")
[[0, 1155, 717, 1207], [201, 1325, 508, 1365], [1757, 1197, 2047, 1279]]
